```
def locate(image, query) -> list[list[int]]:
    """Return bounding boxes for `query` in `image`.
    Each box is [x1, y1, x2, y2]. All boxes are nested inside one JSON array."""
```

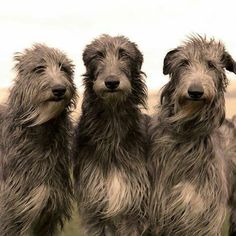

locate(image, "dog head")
[[161, 35, 236, 127], [11, 44, 76, 126], [83, 34, 146, 107]]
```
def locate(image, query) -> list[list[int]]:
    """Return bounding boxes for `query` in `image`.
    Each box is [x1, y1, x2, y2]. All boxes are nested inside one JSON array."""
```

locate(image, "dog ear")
[[163, 49, 179, 75], [82, 47, 94, 68], [134, 46, 143, 72], [222, 52, 236, 74], [128, 42, 143, 73]]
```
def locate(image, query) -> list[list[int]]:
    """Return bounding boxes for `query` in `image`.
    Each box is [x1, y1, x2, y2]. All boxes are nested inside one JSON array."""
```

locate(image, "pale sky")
[[1, 0, 236, 91]]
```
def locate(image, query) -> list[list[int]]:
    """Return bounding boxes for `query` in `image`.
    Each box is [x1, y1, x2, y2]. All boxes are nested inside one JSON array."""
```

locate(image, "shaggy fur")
[[73, 34, 150, 236], [220, 119, 236, 236], [228, 146, 236, 236], [148, 35, 236, 236], [0, 44, 76, 236], [220, 119, 236, 148]]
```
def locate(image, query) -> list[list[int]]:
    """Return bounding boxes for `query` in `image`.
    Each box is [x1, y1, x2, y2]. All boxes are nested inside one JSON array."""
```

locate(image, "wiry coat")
[[73, 35, 150, 236], [0, 44, 76, 236], [220, 119, 236, 236], [148, 36, 236, 236], [228, 144, 236, 236]]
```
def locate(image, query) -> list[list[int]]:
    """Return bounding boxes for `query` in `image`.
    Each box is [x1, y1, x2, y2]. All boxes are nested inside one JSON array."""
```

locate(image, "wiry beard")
[[159, 94, 225, 136], [18, 101, 69, 127], [83, 72, 147, 110], [98, 90, 131, 107]]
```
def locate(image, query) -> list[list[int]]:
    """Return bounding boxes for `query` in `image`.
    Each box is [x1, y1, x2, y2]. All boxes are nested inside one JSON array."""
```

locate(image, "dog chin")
[[100, 91, 128, 104], [179, 95, 204, 104], [183, 99, 205, 107]]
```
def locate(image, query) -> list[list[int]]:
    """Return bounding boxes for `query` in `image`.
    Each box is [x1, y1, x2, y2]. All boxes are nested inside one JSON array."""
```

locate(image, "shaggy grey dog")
[[220, 119, 236, 236], [148, 36, 236, 236], [228, 148, 236, 236], [0, 44, 76, 236], [72, 34, 150, 236]]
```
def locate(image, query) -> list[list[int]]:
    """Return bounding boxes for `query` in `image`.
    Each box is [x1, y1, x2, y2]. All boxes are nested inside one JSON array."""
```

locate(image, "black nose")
[[188, 84, 204, 99], [105, 76, 120, 90], [52, 85, 66, 97]]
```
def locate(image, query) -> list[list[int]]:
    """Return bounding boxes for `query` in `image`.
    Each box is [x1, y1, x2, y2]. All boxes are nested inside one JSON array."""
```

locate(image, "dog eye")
[[59, 63, 72, 76], [207, 60, 215, 69], [179, 59, 190, 67], [118, 48, 129, 59], [95, 51, 105, 59], [32, 65, 46, 74]]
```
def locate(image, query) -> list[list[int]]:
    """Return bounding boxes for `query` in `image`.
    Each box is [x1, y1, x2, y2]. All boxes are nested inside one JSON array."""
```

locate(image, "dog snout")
[[52, 85, 66, 97], [188, 83, 204, 99], [105, 76, 120, 90]]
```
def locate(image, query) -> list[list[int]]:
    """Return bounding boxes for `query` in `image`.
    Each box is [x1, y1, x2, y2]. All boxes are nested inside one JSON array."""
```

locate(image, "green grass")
[[223, 214, 229, 236], [61, 205, 80, 236]]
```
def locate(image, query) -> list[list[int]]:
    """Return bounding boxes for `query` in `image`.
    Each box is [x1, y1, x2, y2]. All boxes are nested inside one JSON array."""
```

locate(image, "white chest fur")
[[171, 182, 205, 214], [106, 169, 131, 217], [18, 185, 50, 215]]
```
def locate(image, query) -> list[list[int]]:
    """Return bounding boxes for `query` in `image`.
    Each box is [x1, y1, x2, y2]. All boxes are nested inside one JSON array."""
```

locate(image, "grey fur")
[[73, 34, 150, 236], [148, 35, 236, 236], [0, 44, 77, 236], [228, 148, 236, 235], [220, 119, 236, 236]]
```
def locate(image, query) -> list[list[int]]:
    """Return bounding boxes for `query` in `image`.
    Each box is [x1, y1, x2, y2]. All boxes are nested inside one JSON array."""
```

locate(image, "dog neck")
[[78, 90, 145, 147], [157, 99, 225, 138], [4, 107, 71, 138]]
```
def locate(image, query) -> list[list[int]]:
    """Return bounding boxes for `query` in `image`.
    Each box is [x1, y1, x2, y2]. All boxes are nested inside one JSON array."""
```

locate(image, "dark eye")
[[179, 59, 190, 67], [97, 51, 105, 58], [118, 48, 129, 59], [59, 63, 72, 76], [32, 65, 46, 74], [207, 60, 215, 69]]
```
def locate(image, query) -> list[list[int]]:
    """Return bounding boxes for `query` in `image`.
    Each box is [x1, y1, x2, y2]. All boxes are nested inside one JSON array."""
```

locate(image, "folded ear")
[[82, 46, 96, 68], [129, 42, 144, 73], [222, 51, 236, 74], [163, 49, 179, 75], [134, 45, 144, 72]]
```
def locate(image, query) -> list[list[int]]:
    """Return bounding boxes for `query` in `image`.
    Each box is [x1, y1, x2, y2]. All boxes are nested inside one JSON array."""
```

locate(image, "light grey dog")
[[148, 35, 236, 236], [73, 34, 150, 236], [0, 44, 76, 236]]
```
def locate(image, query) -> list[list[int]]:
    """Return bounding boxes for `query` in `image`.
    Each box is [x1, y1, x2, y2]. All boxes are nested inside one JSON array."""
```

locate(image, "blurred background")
[[0, 0, 235, 235]]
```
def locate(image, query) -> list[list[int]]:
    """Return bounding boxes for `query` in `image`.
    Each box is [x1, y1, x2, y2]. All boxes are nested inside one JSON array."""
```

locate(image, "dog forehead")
[[90, 35, 135, 53], [32, 47, 65, 63], [17, 47, 68, 69], [182, 39, 225, 62]]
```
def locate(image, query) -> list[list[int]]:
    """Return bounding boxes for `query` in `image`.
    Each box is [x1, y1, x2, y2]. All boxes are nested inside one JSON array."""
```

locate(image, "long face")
[[12, 44, 76, 126], [162, 36, 236, 124], [83, 35, 145, 105]]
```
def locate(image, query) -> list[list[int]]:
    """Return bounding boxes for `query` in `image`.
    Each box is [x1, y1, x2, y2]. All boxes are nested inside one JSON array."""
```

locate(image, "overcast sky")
[[1, 0, 236, 91]]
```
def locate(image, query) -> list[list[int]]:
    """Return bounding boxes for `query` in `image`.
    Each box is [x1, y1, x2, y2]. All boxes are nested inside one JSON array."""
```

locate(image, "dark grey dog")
[[73, 34, 150, 236], [0, 44, 76, 236], [148, 36, 236, 236]]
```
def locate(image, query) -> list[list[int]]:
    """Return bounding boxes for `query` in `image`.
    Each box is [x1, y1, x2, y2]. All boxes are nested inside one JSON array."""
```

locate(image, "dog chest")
[[158, 180, 227, 235], [105, 169, 133, 217], [171, 182, 205, 213]]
